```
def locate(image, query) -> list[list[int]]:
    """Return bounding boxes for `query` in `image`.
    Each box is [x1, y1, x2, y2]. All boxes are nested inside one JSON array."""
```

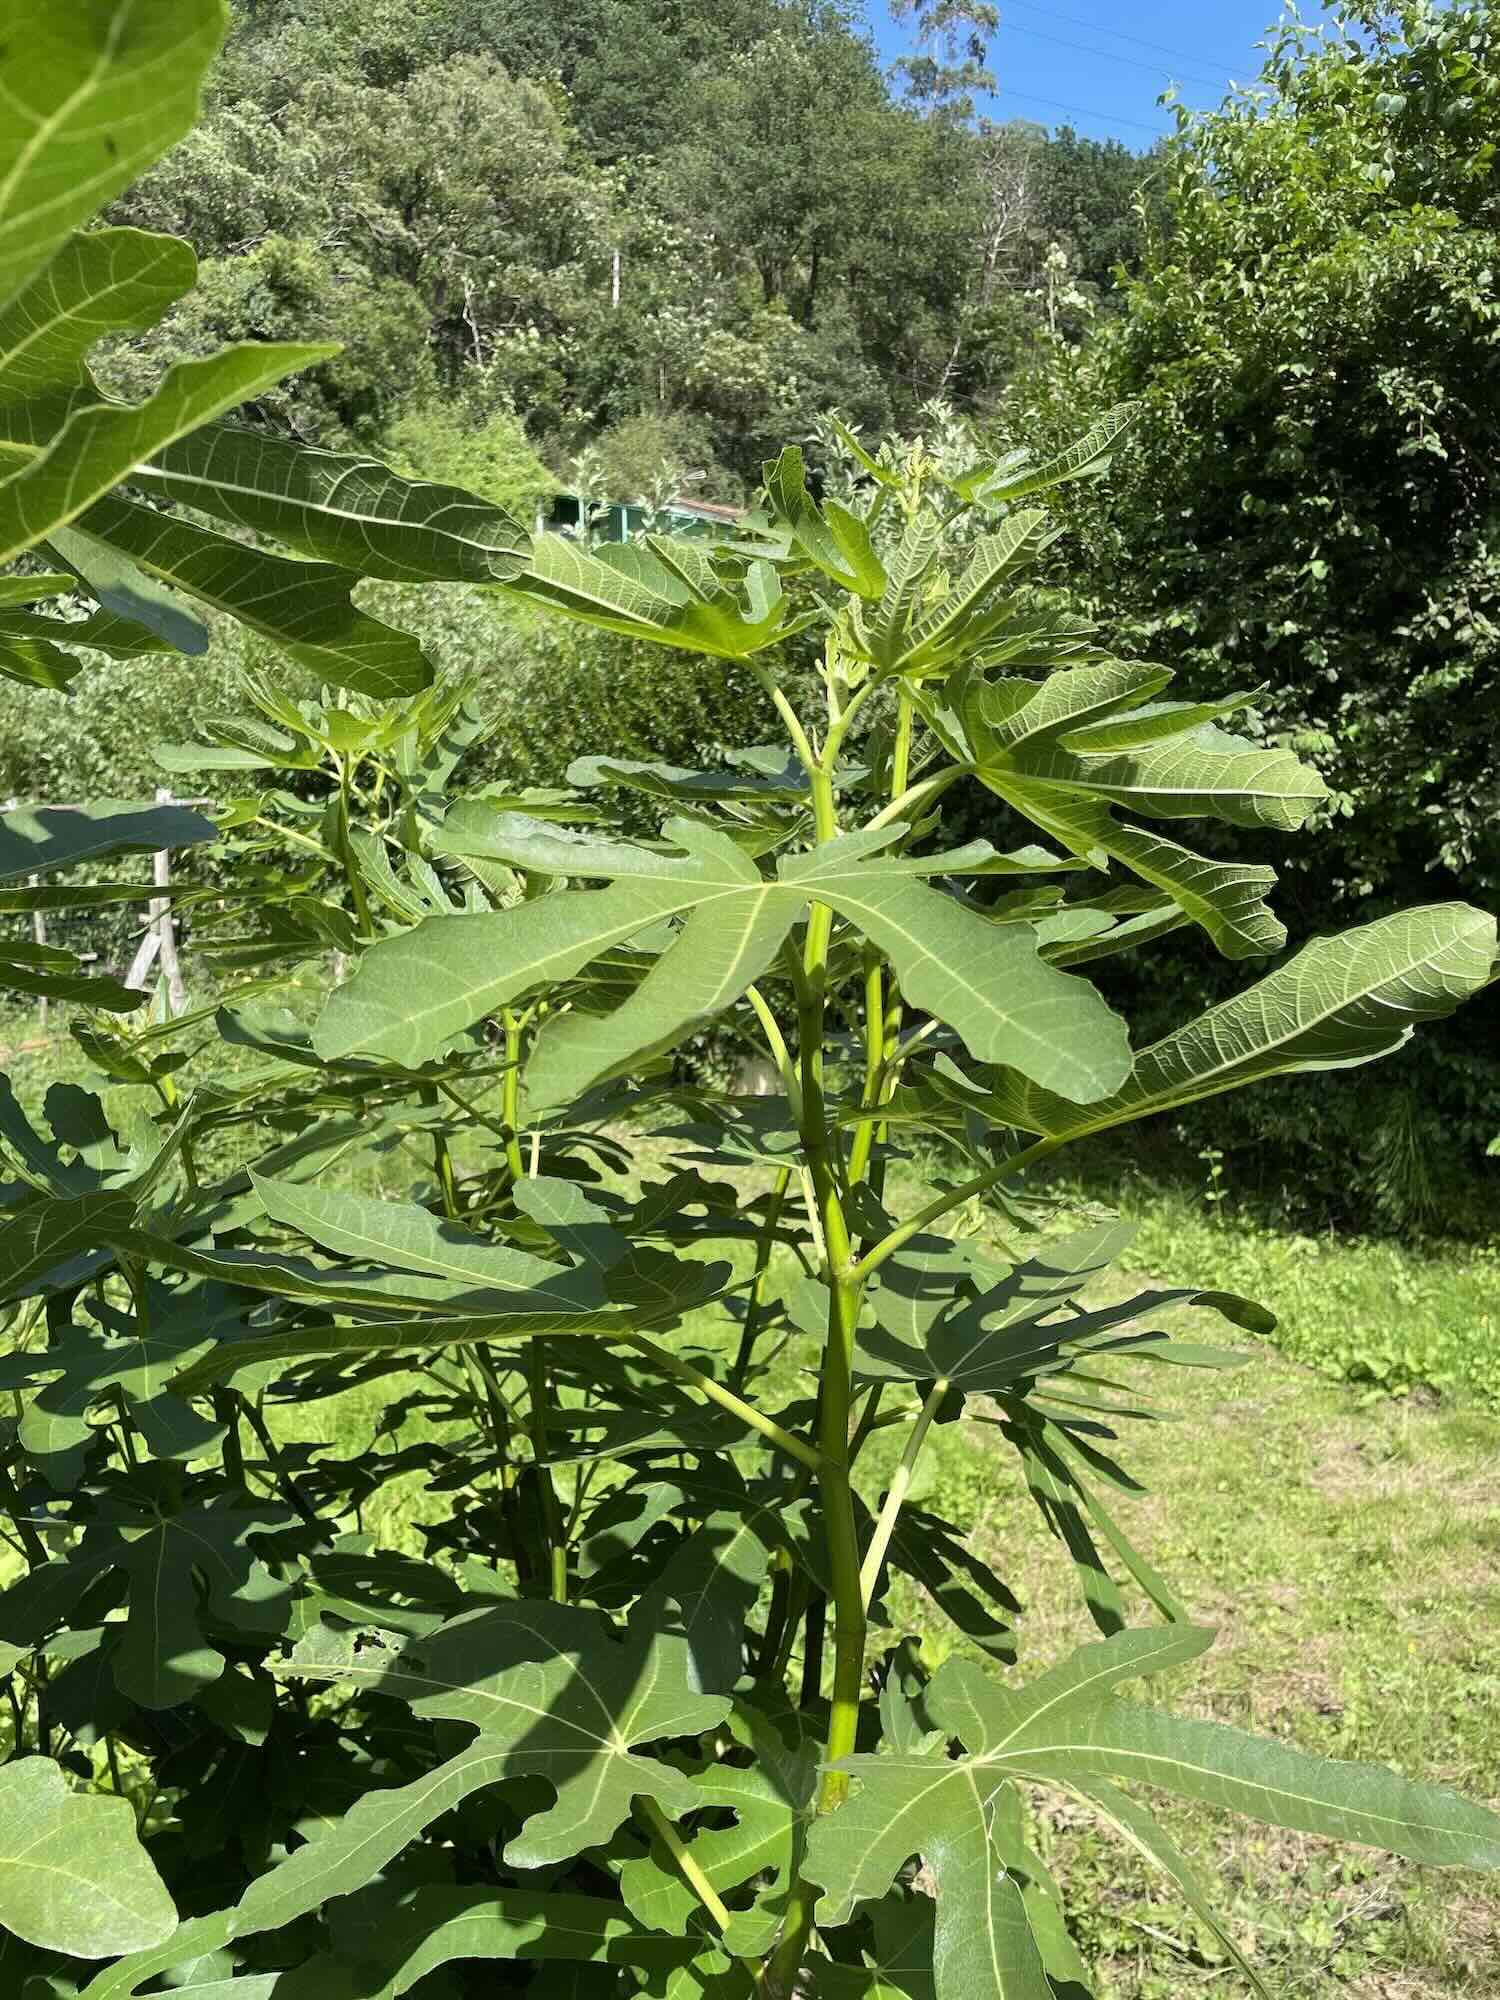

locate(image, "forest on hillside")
[[101, 0, 1153, 499]]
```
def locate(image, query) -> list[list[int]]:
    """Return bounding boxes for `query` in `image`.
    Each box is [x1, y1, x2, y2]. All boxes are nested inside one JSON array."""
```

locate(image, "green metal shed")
[[544, 494, 743, 544]]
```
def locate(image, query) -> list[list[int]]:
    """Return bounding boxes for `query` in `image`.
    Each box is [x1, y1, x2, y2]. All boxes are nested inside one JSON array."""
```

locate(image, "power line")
[[1000, 20, 1231, 95], [993, 84, 1174, 136], [999, 0, 1259, 78]]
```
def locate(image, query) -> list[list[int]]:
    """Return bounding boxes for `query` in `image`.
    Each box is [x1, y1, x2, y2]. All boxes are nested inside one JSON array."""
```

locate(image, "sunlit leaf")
[[134, 422, 531, 583], [985, 904, 1499, 1140], [501, 532, 799, 657], [321, 816, 1131, 1105], [764, 444, 885, 596], [952, 404, 1136, 506], [0, 627, 83, 689], [804, 1752, 1051, 1999], [0, 1756, 176, 1958], [0, 0, 224, 312], [0, 228, 194, 404], [0, 342, 334, 564]]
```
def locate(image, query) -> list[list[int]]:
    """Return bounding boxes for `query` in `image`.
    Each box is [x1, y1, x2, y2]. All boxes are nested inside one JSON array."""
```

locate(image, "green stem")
[[771, 1566, 811, 1686], [336, 755, 374, 941], [435, 1076, 513, 1153], [769, 737, 869, 1997], [756, 1551, 793, 1679], [525, 1343, 567, 1604], [859, 1378, 948, 1609], [252, 814, 337, 865], [849, 690, 916, 1194], [214, 1389, 246, 1491], [105, 1731, 126, 1805], [847, 1381, 886, 1467], [798, 1595, 826, 1708], [846, 948, 885, 1187], [751, 662, 820, 779], [32, 1655, 49, 1758], [617, 1332, 822, 1473], [500, 1011, 527, 1184], [0, 1456, 46, 1570], [472, 1344, 514, 1464], [745, 985, 803, 1117], [563, 1457, 600, 1542], [810, 1266, 866, 1804], [850, 1137, 1060, 1285], [877, 1018, 939, 1089], [461, 1350, 502, 1463], [635, 1796, 735, 1936], [864, 762, 962, 834], [889, 692, 913, 799], [421, 1084, 461, 1221], [240, 1396, 321, 1528], [113, 1388, 138, 1468], [818, 670, 883, 768]]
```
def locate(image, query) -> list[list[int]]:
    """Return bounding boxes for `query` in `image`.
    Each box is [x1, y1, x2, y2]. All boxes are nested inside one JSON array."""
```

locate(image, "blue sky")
[[869, 2, 1301, 148]]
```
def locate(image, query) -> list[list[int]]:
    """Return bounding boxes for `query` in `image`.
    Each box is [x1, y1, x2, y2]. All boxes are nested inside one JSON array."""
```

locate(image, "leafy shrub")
[[383, 399, 560, 524], [95, 232, 442, 443], [473, 611, 807, 800], [985, 2, 1500, 1221], [592, 407, 743, 507], [0, 11, 1498, 2000], [1008, 1, 1500, 925]]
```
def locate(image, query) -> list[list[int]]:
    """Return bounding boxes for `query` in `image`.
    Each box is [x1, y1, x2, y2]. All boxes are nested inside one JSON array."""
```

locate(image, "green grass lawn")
[[885, 1166, 1500, 1996], [1060, 1159, 1500, 1413], [873, 1343, 1500, 1997]]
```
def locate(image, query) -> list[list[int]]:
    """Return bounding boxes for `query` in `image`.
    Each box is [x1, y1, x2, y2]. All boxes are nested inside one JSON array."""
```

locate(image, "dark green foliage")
[[99, 0, 1150, 482], [468, 0, 847, 161], [1010, 0, 1500, 920], [1034, 127, 1162, 300], [992, 0, 1500, 1218], [108, 50, 605, 445], [476, 616, 797, 801]]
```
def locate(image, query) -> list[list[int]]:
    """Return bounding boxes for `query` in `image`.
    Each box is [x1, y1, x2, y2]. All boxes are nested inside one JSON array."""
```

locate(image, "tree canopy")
[[105, 0, 1156, 489], [996, 0, 1500, 1214], [1014, 0, 1500, 919]]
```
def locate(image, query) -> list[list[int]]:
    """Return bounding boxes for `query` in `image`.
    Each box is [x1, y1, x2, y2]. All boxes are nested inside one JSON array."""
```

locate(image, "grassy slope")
[[1083, 1168, 1500, 1412]]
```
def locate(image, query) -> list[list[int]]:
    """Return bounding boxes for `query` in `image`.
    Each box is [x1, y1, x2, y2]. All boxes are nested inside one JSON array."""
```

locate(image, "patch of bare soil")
[[1310, 1434, 1499, 1512]]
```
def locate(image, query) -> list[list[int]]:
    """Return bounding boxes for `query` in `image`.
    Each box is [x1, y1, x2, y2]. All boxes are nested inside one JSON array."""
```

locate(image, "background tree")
[[998, 0, 1500, 1217], [1035, 126, 1162, 300], [103, 0, 1147, 488], [889, 0, 1001, 115]]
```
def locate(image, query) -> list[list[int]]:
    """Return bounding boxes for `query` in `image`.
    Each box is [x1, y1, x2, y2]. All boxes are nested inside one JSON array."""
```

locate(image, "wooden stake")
[[151, 788, 186, 1018]]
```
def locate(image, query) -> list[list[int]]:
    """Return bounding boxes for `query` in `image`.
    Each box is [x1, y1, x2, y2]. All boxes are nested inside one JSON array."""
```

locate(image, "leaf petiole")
[[849, 1136, 1060, 1284], [859, 1376, 949, 1610], [615, 1332, 824, 1474]]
